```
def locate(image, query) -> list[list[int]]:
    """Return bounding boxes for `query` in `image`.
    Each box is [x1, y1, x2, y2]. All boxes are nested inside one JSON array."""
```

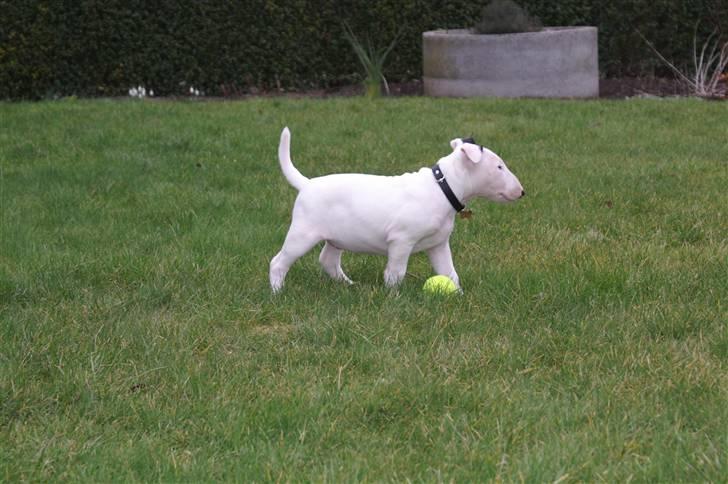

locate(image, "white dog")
[[270, 127, 524, 292]]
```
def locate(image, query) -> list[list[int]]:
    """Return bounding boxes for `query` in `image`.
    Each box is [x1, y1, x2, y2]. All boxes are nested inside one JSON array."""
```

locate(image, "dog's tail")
[[278, 127, 308, 191]]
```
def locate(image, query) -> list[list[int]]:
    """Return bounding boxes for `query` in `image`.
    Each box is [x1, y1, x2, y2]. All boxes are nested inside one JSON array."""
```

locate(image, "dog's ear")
[[450, 138, 463, 150], [460, 143, 482, 163]]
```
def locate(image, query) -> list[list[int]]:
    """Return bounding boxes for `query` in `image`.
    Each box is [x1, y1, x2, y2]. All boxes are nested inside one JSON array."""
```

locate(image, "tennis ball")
[[423, 275, 459, 295]]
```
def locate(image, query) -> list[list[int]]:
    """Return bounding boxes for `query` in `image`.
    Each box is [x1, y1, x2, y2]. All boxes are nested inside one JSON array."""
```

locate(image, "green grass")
[[1, 96, 727, 481]]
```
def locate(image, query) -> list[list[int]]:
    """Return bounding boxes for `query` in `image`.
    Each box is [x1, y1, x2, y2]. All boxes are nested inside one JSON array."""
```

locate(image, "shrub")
[[0, 0, 726, 100], [474, 0, 541, 34], [640, 27, 728, 98], [342, 23, 401, 98]]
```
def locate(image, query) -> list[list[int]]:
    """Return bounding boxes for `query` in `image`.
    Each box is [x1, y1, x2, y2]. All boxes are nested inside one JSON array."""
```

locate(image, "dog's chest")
[[411, 215, 455, 252]]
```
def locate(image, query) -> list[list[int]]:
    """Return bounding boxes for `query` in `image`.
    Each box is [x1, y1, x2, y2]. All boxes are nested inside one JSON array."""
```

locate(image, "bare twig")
[[639, 27, 728, 98]]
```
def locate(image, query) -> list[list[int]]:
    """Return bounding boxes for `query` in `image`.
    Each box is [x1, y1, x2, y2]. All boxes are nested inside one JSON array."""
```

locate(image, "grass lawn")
[[1, 96, 727, 481]]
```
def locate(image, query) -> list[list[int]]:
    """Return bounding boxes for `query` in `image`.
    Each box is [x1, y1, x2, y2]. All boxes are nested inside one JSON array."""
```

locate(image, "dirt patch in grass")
[[216, 77, 707, 100], [598, 77, 688, 98], [149, 77, 728, 102]]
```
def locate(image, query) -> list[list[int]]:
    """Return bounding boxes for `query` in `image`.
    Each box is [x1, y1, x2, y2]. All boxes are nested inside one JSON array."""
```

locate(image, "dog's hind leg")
[[270, 225, 322, 293], [319, 242, 353, 285]]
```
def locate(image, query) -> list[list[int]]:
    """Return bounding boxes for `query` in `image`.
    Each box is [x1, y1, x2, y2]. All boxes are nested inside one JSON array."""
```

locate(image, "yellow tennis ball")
[[423, 275, 459, 295]]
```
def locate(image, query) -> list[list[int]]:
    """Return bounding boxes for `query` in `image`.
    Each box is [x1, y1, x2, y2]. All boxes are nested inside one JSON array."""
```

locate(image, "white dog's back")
[[293, 170, 445, 254]]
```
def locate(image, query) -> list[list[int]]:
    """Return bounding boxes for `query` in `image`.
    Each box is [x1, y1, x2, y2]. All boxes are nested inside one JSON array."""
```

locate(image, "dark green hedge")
[[1, 0, 726, 99]]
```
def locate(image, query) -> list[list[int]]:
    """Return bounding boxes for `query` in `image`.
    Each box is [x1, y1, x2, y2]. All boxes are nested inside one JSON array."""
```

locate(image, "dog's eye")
[[497, 165, 503, 170]]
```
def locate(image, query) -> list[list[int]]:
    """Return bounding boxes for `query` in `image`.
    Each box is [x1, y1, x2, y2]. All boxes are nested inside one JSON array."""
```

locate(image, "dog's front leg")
[[427, 241, 461, 289], [384, 241, 415, 287]]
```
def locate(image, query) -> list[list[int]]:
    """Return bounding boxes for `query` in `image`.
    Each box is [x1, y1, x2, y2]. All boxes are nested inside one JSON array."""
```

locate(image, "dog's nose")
[[521, 190, 526, 197]]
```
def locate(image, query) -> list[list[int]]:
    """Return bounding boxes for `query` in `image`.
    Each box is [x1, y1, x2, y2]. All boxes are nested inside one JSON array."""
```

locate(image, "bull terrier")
[[270, 127, 524, 293]]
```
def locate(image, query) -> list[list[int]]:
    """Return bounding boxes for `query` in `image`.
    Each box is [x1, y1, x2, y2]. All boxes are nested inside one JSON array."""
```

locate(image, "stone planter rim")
[[423, 26, 597, 39]]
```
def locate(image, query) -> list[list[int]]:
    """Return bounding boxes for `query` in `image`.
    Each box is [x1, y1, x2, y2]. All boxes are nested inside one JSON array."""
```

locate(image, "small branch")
[[638, 29, 728, 98]]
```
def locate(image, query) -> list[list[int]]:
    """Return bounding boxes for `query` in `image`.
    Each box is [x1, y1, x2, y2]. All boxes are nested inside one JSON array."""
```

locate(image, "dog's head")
[[449, 137, 525, 203]]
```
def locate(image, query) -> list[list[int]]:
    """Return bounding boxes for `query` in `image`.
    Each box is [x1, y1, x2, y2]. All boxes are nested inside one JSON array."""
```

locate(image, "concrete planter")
[[423, 27, 598, 98]]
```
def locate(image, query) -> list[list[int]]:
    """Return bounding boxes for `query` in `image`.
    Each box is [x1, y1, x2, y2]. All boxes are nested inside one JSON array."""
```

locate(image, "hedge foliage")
[[1, 0, 726, 99]]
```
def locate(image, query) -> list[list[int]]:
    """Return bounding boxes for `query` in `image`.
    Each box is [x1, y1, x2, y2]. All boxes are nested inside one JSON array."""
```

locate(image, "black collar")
[[432, 164, 465, 212]]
